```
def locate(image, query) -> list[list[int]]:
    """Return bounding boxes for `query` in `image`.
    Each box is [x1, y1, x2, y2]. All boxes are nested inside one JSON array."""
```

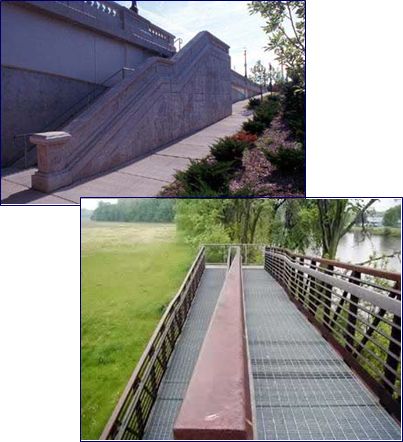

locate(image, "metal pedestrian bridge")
[[101, 245, 401, 440]]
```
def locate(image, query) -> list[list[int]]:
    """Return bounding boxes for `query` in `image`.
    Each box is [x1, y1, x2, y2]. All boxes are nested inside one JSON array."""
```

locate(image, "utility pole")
[[243, 48, 248, 79], [243, 48, 248, 98]]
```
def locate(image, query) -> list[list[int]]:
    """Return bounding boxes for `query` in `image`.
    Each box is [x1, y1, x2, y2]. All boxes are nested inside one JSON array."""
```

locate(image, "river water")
[[336, 231, 401, 272]]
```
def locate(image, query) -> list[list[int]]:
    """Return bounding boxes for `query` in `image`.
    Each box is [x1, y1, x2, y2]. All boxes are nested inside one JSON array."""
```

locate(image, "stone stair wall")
[[31, 31, 233, 192]]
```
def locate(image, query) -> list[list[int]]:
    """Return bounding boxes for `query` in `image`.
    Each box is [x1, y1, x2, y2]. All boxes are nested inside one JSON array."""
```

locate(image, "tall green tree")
[[248, 1, 305, 86], [273, 199, 378, 259], [316, 199, 377, 259], [383, 204, 401, 228], [175, 199, 280, 246]]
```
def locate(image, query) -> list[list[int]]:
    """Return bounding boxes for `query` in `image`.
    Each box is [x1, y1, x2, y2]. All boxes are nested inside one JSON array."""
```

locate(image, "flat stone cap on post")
[[30, 131, 73, 192], [173, 249, 254, 440], [29, 131, 72, 145]]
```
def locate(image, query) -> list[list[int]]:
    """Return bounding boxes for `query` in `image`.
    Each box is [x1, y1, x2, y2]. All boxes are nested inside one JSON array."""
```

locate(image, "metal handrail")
[[271, 251, 401, 316], [264, 247, 401, 420], [100, 246, 206, 440], [267, 246, 401, 283], [12, 67, 136, 168], [203, 243, 266, 265]]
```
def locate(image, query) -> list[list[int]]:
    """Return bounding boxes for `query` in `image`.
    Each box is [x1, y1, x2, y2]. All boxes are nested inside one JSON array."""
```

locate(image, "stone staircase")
[[31, 31, 233, 193]]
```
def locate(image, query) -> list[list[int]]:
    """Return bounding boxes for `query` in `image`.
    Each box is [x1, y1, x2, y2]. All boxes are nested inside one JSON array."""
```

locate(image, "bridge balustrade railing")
[[100, 247, 206, 440], [265, 246, 401, 420], [51, 2, 175, 51]]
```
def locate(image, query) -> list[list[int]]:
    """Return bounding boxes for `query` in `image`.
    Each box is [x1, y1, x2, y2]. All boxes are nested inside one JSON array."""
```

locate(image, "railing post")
[[384, 280, 401, 394], [308, 259, 317, 315], [290, 255, 297, 297], [282, 253, 287, 289], [136, 401, 145, 437], [150, 355, 157, 395], [322, 264, 334, 330], [344, 271, 361, 349], [297, 257, 305, 303]]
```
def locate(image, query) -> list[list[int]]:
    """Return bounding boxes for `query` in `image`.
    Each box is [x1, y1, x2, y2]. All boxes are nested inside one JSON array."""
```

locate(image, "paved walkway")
[[140, 266, 401, 440], [1, 98, 253, 205]]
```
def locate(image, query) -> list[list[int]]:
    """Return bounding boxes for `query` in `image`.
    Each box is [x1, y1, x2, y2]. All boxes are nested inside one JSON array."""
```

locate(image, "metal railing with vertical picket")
[[100, 247, 206, 440], [264, 246, 401, 420]]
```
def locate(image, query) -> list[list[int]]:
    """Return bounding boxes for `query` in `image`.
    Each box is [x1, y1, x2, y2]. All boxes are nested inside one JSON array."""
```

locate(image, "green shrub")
[[281, 80, 305, 144], [174, 158, 233, 195], [254, 99, 281, 126], [265, 147, 305, 175], [210, 137, 248, 168], [242, 119, 265, 135], [247, 97, 261, 109]]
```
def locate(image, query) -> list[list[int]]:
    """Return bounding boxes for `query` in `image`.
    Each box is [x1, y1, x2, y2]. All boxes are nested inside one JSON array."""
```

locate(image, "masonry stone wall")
[[1, 1, 175, 167], [31, 32, 233, 192]]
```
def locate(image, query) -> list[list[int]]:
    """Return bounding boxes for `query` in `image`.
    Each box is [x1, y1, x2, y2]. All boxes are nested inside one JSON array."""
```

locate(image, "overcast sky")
[[116, 0, 278, 75], [365, 198, 400, 212], [81, 198, 400, 211]]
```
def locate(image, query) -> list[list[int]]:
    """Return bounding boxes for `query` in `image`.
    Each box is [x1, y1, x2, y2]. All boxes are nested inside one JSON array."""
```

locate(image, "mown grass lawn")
[[81, 221, 194, 440]]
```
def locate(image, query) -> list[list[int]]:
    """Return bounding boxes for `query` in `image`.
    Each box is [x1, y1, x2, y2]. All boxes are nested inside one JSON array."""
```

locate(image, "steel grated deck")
[[143, 267, 226, 440], [141, 267, 400, 440], [244, 268, 401, 440]]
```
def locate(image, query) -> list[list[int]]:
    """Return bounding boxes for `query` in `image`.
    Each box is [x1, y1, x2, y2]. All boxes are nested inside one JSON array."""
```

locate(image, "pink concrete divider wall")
[[173, 250, 254, 440]]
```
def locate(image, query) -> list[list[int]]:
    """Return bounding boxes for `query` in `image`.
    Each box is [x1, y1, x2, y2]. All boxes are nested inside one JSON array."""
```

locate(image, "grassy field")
[[81, 221, 194, 439]]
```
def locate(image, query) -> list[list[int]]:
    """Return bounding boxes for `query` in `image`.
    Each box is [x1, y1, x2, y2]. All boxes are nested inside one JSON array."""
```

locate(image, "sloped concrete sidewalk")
[[1, 98, 253, 205]]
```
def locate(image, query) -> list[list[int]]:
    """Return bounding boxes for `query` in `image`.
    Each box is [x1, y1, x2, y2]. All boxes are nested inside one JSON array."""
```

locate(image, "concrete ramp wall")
[[231, 70, 260, 102], [31, 31, 232, 192]]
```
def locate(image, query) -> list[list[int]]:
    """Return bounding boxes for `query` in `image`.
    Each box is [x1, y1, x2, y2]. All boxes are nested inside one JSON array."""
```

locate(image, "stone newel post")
[[30, 131, 72, 193]]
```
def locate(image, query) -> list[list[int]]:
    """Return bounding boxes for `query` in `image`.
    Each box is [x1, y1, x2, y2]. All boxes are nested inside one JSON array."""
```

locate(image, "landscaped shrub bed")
[[161, 89, 305, 196]]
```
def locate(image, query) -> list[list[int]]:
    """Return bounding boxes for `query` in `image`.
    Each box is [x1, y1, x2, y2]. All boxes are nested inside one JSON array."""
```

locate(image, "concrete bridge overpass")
[[100, 246, 401, 440]]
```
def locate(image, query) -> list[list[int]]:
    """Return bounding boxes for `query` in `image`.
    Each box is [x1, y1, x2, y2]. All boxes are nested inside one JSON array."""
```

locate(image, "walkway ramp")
[[244, 269, 400, 440], [142, 267, 400, 440], [101, 246, 401, 440]]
